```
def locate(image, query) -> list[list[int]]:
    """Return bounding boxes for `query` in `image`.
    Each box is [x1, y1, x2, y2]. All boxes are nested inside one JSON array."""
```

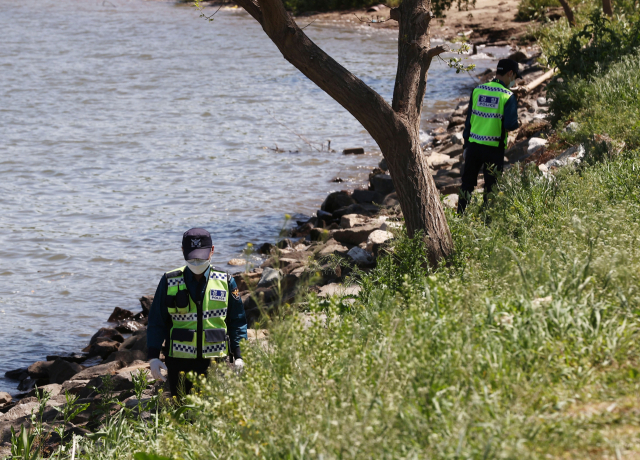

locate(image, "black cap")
[[497, 59, 522, 79], [182, 228, 213, 260]]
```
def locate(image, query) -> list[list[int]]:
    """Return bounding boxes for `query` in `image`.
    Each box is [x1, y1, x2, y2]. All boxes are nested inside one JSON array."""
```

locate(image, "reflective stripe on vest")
[[469, 81, 512, 148], [166, 266, 229, 359]]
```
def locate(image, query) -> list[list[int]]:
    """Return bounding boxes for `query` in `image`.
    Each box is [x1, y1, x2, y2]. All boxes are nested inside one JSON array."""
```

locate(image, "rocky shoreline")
[[0, 49, 587, 456]]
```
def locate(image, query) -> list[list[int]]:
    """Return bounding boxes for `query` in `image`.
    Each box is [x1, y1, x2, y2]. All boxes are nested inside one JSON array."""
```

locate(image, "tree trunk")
[[602, 0, 613, 16], [233, 0, 454, 264], [558, 0, 575, 26]]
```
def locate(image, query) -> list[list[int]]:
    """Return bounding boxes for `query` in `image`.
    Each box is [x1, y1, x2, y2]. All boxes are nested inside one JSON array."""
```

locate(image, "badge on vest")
[[210, 289, 227, 302], [477, 96, 499, 109]]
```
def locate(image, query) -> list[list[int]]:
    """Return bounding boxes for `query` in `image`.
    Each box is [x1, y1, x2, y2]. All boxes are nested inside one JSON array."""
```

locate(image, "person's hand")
[[150, 358, 168, 382], [234, 358, 244, 372]]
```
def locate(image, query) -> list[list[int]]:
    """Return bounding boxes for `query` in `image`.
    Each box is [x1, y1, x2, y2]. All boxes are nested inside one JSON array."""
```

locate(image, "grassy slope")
[[72, 135, 640, 459]]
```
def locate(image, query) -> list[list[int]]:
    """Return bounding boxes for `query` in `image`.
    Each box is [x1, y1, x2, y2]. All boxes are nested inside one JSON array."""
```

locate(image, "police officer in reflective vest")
[[147, 228, 248, 397], [458, 59, 522, 213]]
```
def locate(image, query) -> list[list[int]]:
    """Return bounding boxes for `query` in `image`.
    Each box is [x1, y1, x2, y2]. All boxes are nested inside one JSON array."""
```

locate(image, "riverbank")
[[204, 0, 532, 45]]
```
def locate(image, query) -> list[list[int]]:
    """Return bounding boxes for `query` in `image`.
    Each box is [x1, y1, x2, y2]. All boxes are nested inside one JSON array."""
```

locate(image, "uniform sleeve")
[[503, 94, 519, 131], [462, 90, 475, 149], [226, 277, 248, 359], [147, 274, 169, 360]]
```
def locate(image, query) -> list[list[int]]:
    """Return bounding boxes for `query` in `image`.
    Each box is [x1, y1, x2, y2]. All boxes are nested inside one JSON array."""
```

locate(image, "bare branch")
[[353, 13, 392, 24], [427, 44, 449, 58]]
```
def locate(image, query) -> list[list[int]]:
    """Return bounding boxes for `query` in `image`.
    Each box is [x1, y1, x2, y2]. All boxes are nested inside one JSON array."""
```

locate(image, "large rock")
[[32, 383, 63, 398], [79, 373, 135, 399], [0, 402, 39, 422], [545, 144, 585, 168], [321, 191, 356, 214], [107, 307, 134, 323], [351, 189, 384, 205], [428, 152, 458, 169], [340, 214, 367, 229], [527, 137, 548, 155], [116, 362, 151, 382], [370, 174, 395, 195], [258, 268, 283, 288], [366, 230, 393, 251], [90, 328, 124, 346], [28, 361, 53, 379], [61, 379, 89, 395], [17, 378, 38, 392], [0, 393, 11, 405], [443, 194, 459, 209], [4, 368, 27, 380], [451, 132, 464, 145], [332, 224, 381, 246], [103, 349, 146, 366], [448, 116, 466, 127], [332, 203, 378, 218], [115, 320, 145, 334], [71, 361, 124, 381], [48, 358, 83, 384], [316, 239, 349, 257], [119, 329, 148, 353], [87, 340, 121, 359], [347, 247, 374, 266], [139, 295, 153, 314]]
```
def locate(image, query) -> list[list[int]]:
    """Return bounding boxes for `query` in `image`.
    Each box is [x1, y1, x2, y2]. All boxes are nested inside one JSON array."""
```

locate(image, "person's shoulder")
[[209, 266, 232, 282]]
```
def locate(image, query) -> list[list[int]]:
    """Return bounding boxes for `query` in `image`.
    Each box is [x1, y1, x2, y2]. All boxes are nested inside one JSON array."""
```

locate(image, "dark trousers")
[[457, 142, 505, 214], [165, 356, 213, 398]]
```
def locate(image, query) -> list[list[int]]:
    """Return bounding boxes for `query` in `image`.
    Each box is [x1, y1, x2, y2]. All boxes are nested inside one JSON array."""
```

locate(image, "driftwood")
[[515, 69, 557, 95]]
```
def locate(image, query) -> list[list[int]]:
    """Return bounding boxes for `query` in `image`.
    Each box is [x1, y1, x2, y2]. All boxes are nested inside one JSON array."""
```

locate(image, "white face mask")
[[508, 79, 516, 89], [186, 258, 210, 275]]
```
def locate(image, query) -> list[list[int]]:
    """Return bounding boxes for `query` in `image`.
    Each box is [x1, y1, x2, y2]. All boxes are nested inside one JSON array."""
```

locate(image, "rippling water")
[[0, 0, 498, 393]]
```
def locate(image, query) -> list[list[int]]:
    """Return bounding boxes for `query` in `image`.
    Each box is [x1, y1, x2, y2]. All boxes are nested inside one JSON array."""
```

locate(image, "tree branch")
[[233, 0, 263, 23], [251, 0, 402, 147]]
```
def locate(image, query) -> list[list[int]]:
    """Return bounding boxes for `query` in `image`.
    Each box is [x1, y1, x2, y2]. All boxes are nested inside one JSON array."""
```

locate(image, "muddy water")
[[0, 0, 500, 393]]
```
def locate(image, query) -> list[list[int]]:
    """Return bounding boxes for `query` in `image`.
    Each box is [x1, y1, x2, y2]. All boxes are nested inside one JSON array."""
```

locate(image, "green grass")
[[52, 148, 640, 459]]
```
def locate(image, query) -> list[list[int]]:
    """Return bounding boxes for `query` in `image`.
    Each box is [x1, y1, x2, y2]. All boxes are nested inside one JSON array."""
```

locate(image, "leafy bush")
[[547, 11, 640, 80]]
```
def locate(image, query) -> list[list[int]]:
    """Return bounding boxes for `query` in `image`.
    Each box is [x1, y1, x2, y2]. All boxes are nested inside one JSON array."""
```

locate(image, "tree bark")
[[233, 0, 454, 264], [558, 0, 575, 26], [602, 0, 613, 16]]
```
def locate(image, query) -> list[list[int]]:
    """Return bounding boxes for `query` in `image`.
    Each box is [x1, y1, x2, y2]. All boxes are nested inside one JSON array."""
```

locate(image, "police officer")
[[457, 59, 522, 213], [147, 228, 248, 397]]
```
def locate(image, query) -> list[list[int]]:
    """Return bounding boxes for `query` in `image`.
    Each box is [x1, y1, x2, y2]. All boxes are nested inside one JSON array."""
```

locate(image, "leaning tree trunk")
[[558, 0, 575, 26], [602, 0, 613, 16], [233, 0, 454, 265]]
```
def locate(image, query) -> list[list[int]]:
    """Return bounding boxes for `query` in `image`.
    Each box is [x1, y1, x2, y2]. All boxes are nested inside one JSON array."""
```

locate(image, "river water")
[[0, 0, 498, 394]]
